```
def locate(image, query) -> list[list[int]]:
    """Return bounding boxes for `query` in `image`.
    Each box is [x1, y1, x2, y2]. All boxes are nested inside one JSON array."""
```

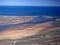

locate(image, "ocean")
[[0, 6, 60, 16], [0, 6, 60, 31]]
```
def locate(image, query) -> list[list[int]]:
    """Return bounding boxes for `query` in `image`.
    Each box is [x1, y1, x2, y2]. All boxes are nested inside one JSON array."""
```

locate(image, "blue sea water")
[[0, 6, 60, 16], [0, 6, 60, 31]]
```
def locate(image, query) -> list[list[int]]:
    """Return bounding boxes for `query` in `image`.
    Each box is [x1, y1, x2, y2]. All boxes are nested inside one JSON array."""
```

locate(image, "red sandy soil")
[[0, 22, 53, 39]]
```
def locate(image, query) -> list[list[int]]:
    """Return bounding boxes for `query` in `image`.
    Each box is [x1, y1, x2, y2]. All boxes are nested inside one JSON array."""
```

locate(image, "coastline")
[[0, 22, 53, 39]]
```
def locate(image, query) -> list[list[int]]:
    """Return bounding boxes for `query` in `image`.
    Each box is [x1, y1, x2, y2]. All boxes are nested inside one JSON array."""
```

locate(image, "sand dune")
[[0, 22, 53, 39], [0, 16, 37, 25], [42, 16, 56, 18]]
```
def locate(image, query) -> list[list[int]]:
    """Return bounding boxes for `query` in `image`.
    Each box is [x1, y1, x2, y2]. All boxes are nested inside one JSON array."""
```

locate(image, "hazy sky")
[[0, 0, 60, 6]]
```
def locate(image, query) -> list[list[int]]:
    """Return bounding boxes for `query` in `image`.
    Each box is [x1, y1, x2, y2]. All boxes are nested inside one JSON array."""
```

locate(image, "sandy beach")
[[0, 22, 53, 39]]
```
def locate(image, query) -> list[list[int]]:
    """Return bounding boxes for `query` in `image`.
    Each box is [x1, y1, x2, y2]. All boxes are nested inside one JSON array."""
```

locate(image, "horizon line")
[[0, 5, 60, 7]]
